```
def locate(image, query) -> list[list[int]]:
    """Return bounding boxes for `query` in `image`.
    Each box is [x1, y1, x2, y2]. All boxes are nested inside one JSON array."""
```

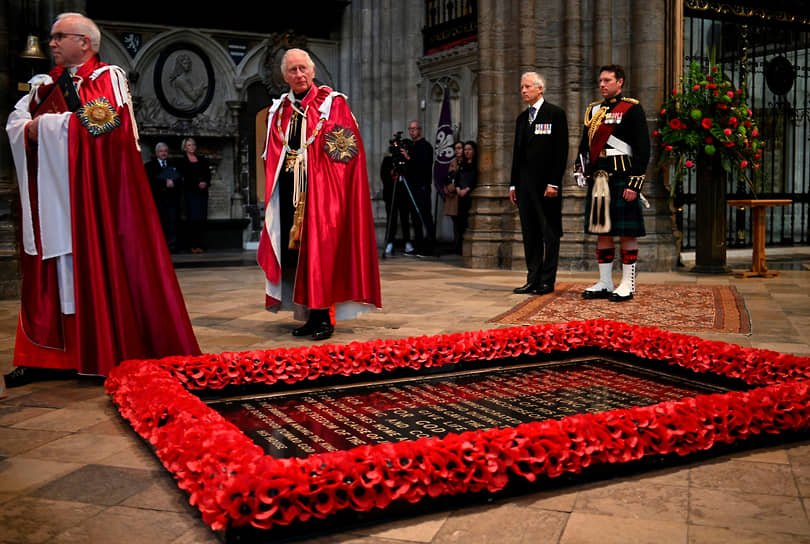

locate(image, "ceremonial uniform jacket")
[[578, 94, 650, 188], [578, 94, 650, 237]]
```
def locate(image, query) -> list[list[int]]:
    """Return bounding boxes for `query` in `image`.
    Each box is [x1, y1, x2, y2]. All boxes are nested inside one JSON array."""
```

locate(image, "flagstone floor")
[[2, 248, 810, 543]]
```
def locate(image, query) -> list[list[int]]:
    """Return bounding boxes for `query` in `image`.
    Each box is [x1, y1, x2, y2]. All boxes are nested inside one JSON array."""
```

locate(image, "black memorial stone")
[[211, 358, 738, 460]]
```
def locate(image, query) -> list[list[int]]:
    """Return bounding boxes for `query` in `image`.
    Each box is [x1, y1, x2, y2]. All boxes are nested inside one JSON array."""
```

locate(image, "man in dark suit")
[[144, 142, 182, 252], [509, 71, 569, 295]]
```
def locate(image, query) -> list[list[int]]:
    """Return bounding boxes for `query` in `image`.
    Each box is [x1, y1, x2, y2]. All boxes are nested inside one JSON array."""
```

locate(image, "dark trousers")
[[451, 196, 472, 254], [185, 192, 208, 250], [408, 184, 435, 251], [517, 197, 560, 287], [156, 202, 179, 251], [384, 179, 412, 245]]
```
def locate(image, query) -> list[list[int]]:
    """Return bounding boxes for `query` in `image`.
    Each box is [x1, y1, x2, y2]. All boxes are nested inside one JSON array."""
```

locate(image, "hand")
[[198, 181, 207, 190], [26, 118, 40, 143], [544, 186, 559, 198], [458, 187, 470, 197], [623, 188, 638, 202], [166, 179, 175, 188], [509, 188, 517, 206]]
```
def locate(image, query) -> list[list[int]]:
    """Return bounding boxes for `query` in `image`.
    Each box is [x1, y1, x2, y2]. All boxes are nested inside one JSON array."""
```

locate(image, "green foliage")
[[655, 59, 763, 195]]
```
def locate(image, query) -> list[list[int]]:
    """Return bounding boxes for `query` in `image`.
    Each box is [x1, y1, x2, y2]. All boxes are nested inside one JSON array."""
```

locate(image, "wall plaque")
[[154, 42, 215, 118]]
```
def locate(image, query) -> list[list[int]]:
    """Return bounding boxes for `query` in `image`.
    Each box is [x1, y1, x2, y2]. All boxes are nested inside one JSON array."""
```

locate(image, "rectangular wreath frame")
[[105, 319, 810, 532]]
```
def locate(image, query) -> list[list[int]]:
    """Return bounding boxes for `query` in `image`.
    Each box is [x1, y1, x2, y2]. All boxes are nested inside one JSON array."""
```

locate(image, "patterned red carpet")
[[490, 283, 751, 334]]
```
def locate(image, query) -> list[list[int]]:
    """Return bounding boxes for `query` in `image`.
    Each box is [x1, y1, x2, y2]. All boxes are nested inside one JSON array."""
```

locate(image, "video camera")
[[388, 131, 413, 175]]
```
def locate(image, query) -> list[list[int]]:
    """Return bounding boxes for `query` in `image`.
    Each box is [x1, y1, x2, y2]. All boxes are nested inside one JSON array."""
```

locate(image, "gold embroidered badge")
[[323, 125, 359, 163], [77, 97, 120, 136]]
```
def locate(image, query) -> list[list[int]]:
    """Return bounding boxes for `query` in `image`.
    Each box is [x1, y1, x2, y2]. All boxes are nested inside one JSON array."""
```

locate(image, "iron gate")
[[678, 11, 810, 249]]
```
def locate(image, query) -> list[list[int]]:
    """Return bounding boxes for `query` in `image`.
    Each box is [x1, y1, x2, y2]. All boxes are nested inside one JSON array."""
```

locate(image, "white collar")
[[529, 97, 544, 110]]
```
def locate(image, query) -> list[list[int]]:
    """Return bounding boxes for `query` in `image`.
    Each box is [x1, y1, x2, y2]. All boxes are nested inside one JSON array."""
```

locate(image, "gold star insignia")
[[76, 97, 120, 136], [323, 125, 359, 163]]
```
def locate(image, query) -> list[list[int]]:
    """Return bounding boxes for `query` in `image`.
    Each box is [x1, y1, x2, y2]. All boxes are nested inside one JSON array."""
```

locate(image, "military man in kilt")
[[576, 64, 650, 302]]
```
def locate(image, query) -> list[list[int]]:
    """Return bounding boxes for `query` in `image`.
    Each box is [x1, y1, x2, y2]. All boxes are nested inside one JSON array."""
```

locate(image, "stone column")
[[631, 0, 679, 271], [341, 0, 426, 246], [226, 100, 247, 219], [467, 0, 521, 268]]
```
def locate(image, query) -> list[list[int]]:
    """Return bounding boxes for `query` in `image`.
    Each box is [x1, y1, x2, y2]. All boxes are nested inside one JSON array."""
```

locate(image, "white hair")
[[521, 71, 545, 91], [154, 142, 168, 153], [280, 48, 315, 74], [55, 12, 101, 52]]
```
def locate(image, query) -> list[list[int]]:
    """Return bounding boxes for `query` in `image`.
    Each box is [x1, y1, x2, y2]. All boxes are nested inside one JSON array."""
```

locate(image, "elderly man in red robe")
[[258, 48, 381, 341], [4, 12, 200, 387]]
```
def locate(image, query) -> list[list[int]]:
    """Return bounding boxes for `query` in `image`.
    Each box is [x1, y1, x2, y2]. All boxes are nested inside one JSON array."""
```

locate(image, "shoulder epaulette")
[[584, 100, 603, 125], [621, 97, 639, 104]]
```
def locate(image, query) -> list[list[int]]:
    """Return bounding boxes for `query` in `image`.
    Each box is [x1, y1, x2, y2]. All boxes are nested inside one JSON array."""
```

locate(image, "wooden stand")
[[726, 199, 792, 278]]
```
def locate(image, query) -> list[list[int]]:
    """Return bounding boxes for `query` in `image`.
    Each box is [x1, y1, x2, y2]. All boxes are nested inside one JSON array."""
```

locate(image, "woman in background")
[[452, 141, 477, 255], [179, 137, 211, 253]]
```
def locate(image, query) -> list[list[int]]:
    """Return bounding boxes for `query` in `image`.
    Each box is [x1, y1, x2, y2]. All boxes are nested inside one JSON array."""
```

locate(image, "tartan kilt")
[[584, 170, 646, 237]]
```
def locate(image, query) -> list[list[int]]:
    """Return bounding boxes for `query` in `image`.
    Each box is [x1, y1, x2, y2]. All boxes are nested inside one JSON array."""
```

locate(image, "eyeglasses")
[[50, 32, 86, 43]]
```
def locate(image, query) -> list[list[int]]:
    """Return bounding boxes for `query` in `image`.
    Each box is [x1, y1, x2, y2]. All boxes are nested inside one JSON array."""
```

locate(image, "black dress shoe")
[[513, 282, 537, 294], [534, 284, 555, 295], [311, 322, 334, 341], [582, 288, 612, 300], [4, 366, 37, 388], [292, 323, 315, 336]]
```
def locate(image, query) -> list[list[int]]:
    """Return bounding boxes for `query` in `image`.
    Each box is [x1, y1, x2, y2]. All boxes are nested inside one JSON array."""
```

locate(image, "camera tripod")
[[383, 172, 437, 258]]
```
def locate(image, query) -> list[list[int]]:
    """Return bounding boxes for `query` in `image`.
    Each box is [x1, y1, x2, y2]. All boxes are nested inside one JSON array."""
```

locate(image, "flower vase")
[[693, 154, 729, 273]]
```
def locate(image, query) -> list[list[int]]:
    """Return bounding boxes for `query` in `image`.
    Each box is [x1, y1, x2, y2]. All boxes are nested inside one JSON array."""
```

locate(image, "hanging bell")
[[20, 34, 47, 60]]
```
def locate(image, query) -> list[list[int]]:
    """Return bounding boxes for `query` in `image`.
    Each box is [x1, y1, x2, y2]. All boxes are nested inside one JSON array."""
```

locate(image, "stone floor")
[[2, 248, 810, 543]]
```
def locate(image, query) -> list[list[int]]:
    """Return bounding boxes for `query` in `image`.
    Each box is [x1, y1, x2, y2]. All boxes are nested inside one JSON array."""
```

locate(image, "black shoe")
[[513, 283, 537, 294], [534, 284, 555, 295], [582, 288, 612, 300], [292, 323, 315, 336], [4, 367, 37, 388], [609, 292, 634, 302], [311, 322, 334, 341]]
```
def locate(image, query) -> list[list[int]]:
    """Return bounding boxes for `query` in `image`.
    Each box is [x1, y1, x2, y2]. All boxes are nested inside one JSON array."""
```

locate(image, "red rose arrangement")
[[655, 60, 764, 194]]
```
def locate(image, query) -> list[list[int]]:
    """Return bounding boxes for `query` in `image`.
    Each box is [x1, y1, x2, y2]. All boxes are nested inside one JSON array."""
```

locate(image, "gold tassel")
[[289, 152, 307, 250], [289, 192, 306, 250]]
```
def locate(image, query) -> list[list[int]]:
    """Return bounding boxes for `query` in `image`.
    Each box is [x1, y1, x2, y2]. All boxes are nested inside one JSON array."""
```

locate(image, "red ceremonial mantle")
[[105, 320, 810, 532]]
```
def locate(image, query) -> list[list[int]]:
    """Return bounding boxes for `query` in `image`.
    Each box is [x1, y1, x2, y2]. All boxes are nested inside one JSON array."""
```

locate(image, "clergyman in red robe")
[[4, 12, 200, 387]]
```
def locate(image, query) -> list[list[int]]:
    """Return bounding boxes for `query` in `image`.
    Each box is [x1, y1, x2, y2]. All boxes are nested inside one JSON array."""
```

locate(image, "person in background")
[[402, 120, 435, 256], [451, 140, 478, 255], [509, 71, 569, 295], [257, 48, 381, 341], [4, 12, 200, 387], [144, 142, 182, 252], [178, 137, 211, 253], [442, 141, 464, 225]]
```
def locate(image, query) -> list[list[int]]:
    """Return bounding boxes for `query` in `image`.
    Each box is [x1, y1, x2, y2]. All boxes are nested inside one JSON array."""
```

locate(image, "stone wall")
[[469, 0, 679, 272]]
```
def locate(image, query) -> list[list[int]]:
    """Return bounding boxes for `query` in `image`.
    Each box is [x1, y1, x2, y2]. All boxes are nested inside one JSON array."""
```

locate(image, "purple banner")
[[433, 88, 455, 197]]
